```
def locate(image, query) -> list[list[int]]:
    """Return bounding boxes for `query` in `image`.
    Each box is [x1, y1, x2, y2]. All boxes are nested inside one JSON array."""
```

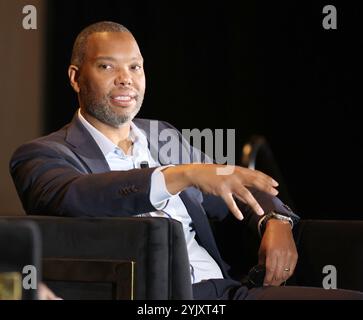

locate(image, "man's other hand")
[[258, 219, 298, 286]]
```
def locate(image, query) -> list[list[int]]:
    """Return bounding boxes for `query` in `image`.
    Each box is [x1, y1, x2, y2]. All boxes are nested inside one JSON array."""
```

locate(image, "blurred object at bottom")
[[0, 272, 22, 300], [0, 220, 41, 300]]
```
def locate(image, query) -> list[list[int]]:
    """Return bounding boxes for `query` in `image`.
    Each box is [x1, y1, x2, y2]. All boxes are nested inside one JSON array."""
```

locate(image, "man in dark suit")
[[9, 21, 363, 299]]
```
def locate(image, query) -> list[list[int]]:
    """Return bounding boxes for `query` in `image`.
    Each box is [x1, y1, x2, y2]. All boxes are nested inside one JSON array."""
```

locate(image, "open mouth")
[[109, 95, 136, 107]]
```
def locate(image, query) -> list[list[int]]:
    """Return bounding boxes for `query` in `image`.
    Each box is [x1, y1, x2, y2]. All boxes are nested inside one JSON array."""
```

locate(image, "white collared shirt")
[[78, 110, 223, 283]]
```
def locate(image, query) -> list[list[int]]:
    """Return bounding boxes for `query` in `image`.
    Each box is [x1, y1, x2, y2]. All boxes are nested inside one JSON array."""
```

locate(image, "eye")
[[98, 64, 113, 70], [131, 64, 142, 71]]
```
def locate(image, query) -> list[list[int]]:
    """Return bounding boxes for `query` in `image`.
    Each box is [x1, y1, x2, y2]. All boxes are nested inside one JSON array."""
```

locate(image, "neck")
[[80, 109, 133, 153]]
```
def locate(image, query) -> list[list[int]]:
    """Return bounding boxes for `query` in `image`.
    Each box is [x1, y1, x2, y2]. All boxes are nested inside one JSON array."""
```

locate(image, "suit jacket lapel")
[[65, 116, 171, 173], [65, 114, 110, 173]]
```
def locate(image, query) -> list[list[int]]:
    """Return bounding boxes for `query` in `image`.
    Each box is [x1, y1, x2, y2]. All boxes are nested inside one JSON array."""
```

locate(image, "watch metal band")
[[258, 212, 294, 237]]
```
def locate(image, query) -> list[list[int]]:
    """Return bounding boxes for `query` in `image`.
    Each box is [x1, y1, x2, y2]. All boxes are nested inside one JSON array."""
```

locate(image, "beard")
[[79, 82, 144, 128]]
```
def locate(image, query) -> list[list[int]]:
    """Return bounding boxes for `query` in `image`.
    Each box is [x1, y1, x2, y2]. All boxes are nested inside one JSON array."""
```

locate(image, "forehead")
[[84, 32, 143, 61]]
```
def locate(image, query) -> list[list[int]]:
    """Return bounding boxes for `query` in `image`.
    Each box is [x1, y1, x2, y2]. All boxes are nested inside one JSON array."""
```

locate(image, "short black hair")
[[70, 21, 130, 67]]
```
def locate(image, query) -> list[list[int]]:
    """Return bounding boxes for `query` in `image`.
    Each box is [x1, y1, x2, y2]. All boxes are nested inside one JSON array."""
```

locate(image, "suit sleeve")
[[10, 141, 157, 217], [235, 189, 300, 233]]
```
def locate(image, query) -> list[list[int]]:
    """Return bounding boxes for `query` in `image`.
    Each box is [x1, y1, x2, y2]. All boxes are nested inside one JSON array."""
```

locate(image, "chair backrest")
[[241, 135, 295, 210]]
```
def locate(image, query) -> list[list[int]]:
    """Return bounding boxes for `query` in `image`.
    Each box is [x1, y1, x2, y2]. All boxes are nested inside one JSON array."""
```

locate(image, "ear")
[[68, 65, 80, 93]]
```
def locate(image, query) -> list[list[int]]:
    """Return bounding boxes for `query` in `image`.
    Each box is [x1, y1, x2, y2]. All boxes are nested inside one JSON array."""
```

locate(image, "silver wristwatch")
[[258, 211, 294, 237]]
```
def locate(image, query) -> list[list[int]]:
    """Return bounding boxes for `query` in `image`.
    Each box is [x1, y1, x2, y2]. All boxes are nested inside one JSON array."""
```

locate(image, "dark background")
[[44, 0, 363, 219]]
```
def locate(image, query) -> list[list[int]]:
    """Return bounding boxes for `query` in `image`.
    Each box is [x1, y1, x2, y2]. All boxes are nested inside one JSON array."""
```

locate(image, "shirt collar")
[[77, 109, 148, 157]]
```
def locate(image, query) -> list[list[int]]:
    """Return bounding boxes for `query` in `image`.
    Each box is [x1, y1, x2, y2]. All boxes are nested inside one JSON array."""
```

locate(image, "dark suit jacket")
[[10, 114, 299, 278]]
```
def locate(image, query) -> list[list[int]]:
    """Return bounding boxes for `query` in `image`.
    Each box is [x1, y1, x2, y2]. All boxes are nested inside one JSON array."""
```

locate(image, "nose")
[[114, 69, 132, 86]]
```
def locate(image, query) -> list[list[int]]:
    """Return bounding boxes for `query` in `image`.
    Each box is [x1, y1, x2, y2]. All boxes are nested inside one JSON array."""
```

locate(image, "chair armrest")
[[1, 216, 192, 300]]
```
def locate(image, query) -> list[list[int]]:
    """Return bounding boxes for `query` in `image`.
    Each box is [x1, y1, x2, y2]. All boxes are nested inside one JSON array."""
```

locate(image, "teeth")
[[114, 96, 132, 101]]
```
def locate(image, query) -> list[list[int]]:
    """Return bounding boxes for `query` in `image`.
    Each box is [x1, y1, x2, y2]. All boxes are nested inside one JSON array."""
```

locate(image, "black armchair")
[[1, 216, 192, 300], [2, 215, 363, 300]]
